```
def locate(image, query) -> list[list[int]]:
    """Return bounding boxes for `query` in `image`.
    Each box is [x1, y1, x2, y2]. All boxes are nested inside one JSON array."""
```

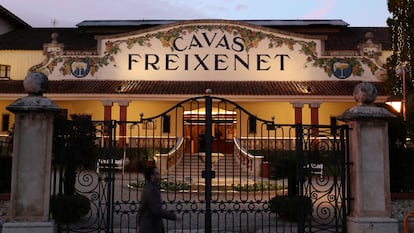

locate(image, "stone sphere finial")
[[353, 82, 377, 105], [205, 89, 212, 95], [23, 72, 49, 96]]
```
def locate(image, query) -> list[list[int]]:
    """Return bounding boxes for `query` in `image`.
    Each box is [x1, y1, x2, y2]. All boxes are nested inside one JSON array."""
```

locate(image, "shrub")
[[159, 180, 191, 191], [269, 195, 312, 221], [123, 147, 171, 172], [129, 180, 191, 191], [0, 156, 12, 193], [53, 115, 99, 195], [232, 181, 284, 192], [390, 148, 414, 192], [50, 194, 90, 224]]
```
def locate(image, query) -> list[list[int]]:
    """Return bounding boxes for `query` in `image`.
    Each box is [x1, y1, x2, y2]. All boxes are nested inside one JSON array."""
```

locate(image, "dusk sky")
[[1, 0, 390, 28]]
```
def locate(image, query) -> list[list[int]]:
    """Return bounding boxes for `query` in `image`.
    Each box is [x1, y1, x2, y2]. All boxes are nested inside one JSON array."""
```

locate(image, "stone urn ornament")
[[7, 71, 59, 112], [338, 82, 395, 120], [23, 72, 49, 95]]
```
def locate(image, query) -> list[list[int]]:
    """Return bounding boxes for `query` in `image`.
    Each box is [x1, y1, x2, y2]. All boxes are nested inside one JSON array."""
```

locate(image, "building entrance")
[[184, 124, 235, 154], [183, 106, 236, 154]]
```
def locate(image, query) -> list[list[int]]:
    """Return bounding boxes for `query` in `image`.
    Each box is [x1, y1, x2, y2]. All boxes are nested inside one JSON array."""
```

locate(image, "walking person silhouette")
[[138, 166, 180, 233]]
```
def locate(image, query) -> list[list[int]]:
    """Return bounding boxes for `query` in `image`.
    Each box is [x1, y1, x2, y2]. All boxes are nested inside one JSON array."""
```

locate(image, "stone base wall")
[[0, 199, 9, 222], [392, 199, 414, 233], [391, 199, 414, 220]]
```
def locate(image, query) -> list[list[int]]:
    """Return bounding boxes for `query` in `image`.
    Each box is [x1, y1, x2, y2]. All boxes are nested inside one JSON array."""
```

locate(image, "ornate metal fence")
[[51, 95, 350, 233]]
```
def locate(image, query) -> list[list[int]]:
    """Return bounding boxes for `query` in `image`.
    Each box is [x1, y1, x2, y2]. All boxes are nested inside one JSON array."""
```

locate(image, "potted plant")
[[269, 195, 312, 221]]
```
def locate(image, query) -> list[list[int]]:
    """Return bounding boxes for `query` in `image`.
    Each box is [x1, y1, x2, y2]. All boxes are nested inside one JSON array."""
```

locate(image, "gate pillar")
[[338, 83, 398, 233], [2, 72, 59, 233]]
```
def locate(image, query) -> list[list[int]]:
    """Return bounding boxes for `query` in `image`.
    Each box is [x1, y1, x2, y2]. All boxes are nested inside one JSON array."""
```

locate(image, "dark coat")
[[138, 181, 176, 233]]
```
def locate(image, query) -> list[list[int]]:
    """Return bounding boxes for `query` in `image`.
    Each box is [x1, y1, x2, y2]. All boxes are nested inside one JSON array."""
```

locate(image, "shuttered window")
[[0, 65, 10, 80]]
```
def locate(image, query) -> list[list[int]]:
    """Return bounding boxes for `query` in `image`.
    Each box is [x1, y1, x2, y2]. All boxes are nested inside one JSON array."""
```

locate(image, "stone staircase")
[[165, 153, 249, 182]]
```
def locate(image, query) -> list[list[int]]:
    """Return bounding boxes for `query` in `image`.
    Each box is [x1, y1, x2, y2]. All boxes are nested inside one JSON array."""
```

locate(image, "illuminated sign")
[[43, 21, 381, 82]]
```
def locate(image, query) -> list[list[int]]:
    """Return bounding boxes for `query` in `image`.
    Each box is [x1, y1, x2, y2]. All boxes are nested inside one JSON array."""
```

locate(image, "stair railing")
[[154, 137, 185, 176], [233, 138, 263, 177]]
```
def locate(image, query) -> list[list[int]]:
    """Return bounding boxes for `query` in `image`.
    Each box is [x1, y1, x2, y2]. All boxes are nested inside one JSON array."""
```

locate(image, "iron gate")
[[51, 95, 350, 233]]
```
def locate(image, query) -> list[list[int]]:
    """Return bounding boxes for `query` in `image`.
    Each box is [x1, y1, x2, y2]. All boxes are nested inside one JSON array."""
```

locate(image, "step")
[[171, 154, 248, 179]]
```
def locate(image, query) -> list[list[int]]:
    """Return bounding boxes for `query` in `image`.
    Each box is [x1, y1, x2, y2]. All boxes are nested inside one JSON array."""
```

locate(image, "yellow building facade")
[[0, 19, 391, 141]]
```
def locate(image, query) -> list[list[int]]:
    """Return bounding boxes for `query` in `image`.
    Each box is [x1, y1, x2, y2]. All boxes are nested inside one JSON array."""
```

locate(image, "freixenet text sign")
[[127, 32, 291, 72], [43, 21, 380, 82]]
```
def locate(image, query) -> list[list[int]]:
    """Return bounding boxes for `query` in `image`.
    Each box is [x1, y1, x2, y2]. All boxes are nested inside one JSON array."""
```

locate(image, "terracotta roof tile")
[[0, 80, 387, 97]]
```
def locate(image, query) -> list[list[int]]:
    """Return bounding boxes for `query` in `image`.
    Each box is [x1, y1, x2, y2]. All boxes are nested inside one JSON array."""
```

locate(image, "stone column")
[[101, 100, 113, 147], [291, 102, 304, 124], [338, 82, 398, 233], [2, 72, 59, 233], [118, 100, 130, 147], [309, 102, 320, 137], [102, 100, 113, 122]]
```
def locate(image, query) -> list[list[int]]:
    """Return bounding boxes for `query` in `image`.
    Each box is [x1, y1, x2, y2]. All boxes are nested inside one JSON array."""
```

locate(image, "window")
[[248, 116, 257, 134], [0, 65, 11, 80], [162, 115, 170, 133], [2, 114, 9, 132]]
